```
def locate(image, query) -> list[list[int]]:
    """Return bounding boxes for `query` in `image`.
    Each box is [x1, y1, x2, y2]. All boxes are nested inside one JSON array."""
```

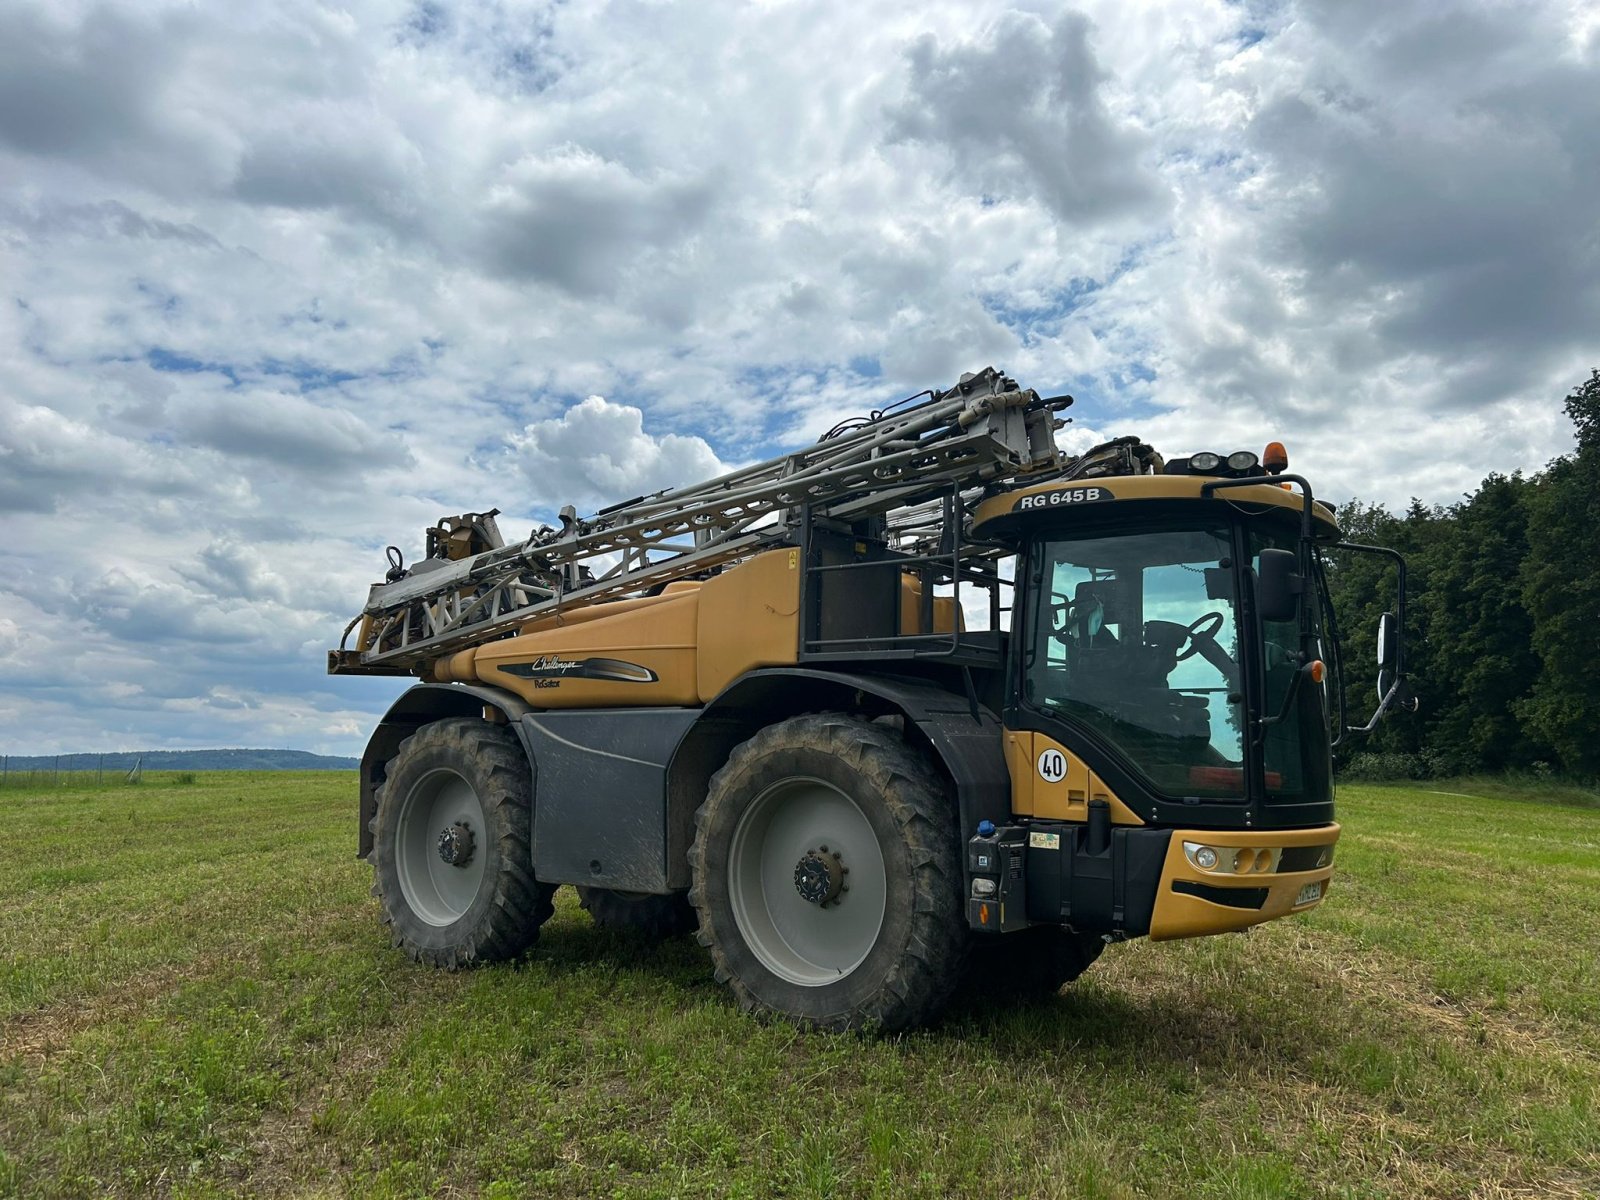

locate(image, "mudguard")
[[684, 668, 1012, 852], [355, 682, 533, 859]]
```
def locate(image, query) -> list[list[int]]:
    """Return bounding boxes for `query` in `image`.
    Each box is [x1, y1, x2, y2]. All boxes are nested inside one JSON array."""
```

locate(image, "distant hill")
[[0, 749, 358, 771]]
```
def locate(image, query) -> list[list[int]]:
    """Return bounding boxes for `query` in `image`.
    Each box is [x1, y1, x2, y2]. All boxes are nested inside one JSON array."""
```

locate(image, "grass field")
[[2, 772, 1597, 1199]]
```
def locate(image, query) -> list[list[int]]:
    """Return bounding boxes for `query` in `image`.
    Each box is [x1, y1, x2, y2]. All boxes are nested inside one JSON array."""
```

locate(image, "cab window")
[[1025, 528, 1247, 799]]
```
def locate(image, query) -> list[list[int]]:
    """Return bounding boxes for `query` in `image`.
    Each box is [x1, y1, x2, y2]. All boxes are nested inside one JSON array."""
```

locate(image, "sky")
[[2, 0, 1596, 756]]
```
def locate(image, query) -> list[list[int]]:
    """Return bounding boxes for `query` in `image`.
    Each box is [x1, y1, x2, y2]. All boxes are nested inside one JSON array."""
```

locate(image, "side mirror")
[[1334, 541, 1416, 737], [1256, 549, 1301, 623], [1377, 611, 1396, 669]]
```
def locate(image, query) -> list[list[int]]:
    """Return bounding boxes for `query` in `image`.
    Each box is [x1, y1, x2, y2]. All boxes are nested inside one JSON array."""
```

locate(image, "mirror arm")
[[1257, 664, 1304, 733], [1202, 473, 1317, 546], [1346, 675, 1407, 735]]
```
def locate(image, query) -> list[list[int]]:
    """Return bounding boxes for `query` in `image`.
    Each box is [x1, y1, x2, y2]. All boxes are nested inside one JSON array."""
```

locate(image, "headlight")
[[1189, 451, 1222, 473], [1182, 842, 1284, 873], [1227, 450, 1259, 472]]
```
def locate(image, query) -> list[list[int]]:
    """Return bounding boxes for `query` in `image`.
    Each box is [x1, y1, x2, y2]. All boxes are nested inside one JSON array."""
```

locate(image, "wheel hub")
[[437, 821, 475, 868], [793, 847, 846, 906]]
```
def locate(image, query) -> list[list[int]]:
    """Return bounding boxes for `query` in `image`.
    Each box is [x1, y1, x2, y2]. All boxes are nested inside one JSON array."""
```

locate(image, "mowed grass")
[[1, 773, 1598, 1199]]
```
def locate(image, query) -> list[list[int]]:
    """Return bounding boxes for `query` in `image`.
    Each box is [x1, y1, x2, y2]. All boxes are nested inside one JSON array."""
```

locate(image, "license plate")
[[1295, 882, 1323, 906]]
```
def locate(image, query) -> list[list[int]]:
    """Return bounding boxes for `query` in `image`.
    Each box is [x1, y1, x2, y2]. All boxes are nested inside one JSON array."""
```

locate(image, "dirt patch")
[[228, 1041, 395, 1198], [0, 959, 223, 1066]]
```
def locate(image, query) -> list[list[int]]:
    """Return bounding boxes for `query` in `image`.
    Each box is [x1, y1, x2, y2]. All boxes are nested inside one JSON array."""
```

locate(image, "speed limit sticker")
[[1036, 747, 1067, 783]]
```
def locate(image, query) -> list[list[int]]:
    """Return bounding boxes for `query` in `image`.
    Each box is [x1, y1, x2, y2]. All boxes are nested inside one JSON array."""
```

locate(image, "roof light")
[[1263, 441, 1288, 475], [1189, 451, 1222, 473], [1227, 450, 1259, 472]]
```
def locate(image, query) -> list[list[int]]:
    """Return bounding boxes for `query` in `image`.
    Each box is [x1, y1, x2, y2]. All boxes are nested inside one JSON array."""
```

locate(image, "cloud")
[[175, 540, 291, 605], [507, 394, 726, 508], [0, 397, 229, 514], [0, 5, 184, 159], [232, 119, 423, 225], [0, 4, 234, 194], [475, 148, 716, 296], [888, 10, 1169, 227], [177, 390, 415, 474]]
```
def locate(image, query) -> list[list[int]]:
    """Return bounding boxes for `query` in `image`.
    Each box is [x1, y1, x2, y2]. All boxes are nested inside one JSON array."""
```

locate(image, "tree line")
[[1325, 369, 1600, 780]]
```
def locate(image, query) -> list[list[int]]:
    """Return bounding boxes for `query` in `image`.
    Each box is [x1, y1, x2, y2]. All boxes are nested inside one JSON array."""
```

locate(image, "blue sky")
[[1, 0, 1596, 755]]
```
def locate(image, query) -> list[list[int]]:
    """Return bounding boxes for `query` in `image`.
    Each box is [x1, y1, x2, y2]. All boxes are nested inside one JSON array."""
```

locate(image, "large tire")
[[369, 718, 556, 969], [960, 926, 1105, 999], [689, 713, 965, 1032], [577, 887, 698, 938]]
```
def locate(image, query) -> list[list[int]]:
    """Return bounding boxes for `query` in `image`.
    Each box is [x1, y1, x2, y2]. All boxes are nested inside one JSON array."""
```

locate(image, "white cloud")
[[507, 394, 726, 508]]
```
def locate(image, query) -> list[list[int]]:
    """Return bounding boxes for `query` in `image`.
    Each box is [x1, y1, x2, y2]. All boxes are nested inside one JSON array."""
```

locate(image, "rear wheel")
[[369, 718, 555, 968], [577, 887, 698, 938], [689, 713, 964, 1032]]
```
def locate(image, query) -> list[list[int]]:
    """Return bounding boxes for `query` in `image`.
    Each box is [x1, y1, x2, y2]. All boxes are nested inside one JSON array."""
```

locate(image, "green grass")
[[2, 772, 1598, 1198]]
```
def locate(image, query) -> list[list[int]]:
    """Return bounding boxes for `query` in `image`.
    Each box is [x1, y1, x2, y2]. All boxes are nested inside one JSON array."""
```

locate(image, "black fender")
[[663, 668, 1011, 887], [355, 682, 533, 859]]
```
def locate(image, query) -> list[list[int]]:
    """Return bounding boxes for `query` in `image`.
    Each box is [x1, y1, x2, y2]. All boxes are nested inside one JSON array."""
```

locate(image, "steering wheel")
[[1175, 611, 1225, 662], [1048, 590, 1105, 645], [1047, 591, 1071, 643]]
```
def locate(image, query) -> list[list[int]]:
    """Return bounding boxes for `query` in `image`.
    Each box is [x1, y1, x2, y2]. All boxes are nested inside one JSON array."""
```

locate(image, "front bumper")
[[1147, 823, 1340, 940]]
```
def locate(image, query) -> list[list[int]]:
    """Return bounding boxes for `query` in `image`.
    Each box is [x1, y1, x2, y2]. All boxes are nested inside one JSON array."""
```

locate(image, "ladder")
[[329, 367, 1138, 675]]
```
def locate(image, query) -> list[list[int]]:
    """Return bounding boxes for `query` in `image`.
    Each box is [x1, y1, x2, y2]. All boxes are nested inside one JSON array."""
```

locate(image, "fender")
[[663, 668, 1012, 887], [355, 682, 533, 859]]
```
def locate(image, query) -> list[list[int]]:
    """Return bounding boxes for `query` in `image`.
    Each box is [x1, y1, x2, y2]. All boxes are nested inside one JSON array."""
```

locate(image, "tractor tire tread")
[[368, 718, 554, 970], [688, 712, 965, 1033]]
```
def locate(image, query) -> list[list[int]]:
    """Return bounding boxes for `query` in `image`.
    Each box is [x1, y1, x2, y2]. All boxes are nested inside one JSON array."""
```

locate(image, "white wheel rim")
[[395, 767, 488, 926], [726, 776, 888, 986]]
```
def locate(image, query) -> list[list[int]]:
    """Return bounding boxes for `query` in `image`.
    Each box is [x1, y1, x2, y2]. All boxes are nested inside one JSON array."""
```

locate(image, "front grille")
[[1277, 844, 1334, 873]]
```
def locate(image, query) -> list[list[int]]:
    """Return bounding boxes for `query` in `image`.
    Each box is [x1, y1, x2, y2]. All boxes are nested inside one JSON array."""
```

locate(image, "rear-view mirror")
[[1256, 549, 1300, 623], [1378, 611, 1396, 668]]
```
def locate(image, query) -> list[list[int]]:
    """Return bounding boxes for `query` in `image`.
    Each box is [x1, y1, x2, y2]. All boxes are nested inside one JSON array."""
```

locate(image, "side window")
[[955, 554, 1016, 634], [1251, 534, 1332, 800]]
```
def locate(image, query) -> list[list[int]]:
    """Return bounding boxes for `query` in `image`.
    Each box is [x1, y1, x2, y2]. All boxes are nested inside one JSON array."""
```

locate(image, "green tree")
[[1324, 499, 1437, 762], [1518, 370, 1600, 774], [1422, 473, 1544, 772]]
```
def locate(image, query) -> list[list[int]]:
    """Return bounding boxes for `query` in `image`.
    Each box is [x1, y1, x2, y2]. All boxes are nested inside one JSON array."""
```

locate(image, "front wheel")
[[689, 713, 965, 1032], [368, 718, 555, 969]]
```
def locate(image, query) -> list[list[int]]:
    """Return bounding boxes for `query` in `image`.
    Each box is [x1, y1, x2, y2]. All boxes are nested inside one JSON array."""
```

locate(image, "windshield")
[[1023, 528, 1248, 799]]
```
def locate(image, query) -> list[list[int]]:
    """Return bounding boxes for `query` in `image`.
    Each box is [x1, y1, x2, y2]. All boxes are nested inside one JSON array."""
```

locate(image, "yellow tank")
[[425, 550, 966, 710], [430, 549, 802, 707], [430, 548, 964, 707]]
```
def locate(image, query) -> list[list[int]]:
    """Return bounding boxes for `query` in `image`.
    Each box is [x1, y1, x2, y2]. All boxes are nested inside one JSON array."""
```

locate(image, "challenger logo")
[[498, 656, 660, 690], [1015, 486, 1113, 511]]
